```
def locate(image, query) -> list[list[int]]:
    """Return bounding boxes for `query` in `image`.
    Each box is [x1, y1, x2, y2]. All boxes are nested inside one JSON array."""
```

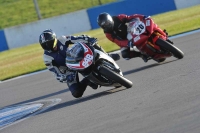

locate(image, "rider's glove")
[[88, 37, 97, 45], [56, 71, 76, 83], [66, 73, 75, 82], [127, 41, 134, 48], [163, 29, 168, 36], [56, 74, 68, 83], [143, 15, 150, 20], [79, 35, 96, 43]]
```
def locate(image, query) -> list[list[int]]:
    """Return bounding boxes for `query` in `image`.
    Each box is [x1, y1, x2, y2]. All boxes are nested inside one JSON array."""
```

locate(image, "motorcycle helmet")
[[39, 29, 57, 52], [97, 12, 114, 32]]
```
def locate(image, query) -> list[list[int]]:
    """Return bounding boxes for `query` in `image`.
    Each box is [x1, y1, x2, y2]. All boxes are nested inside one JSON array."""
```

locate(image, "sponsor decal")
[[146, 20, 150, 26], [60, 45, 63, 50], [134, 36, 140, 42]]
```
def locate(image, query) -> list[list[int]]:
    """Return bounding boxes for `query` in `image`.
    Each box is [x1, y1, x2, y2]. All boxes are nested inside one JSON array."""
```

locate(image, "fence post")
[[98, 0, 102, 5], [33, 0, 42, 20]]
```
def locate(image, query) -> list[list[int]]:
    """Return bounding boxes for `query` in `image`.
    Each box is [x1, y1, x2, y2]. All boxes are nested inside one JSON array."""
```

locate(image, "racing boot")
[[109, 53, 120, 61], [140, 54, 149, 63], [87, 80, 98, 90]]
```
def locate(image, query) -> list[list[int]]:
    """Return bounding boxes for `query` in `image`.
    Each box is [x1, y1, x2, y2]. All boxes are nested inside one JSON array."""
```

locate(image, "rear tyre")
[[158, 58, 166, 63], [156, 38, 184, 59], [99, 66, 133, 88]]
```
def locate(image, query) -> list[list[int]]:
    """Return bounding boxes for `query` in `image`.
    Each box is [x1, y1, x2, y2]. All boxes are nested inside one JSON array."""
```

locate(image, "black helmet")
[[97, 12, 114, 31], [39, 29, 57, 52]]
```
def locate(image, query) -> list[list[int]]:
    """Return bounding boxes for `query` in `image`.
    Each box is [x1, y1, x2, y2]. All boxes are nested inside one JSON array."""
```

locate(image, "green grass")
[[0, 0, 116, 29], [0, 5, 200, 81], [152, 5, 200, 35]]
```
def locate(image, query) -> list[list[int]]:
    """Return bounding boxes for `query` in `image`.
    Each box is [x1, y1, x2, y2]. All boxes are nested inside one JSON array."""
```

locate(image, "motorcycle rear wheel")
[[99, 66, 133, 88], [156, 38, 184, 59]]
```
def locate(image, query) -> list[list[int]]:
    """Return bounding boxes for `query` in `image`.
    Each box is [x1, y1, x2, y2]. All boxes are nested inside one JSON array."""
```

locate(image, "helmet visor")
[[44, 38, 57, 51], [101, 21, 112, 29], [100, 16, 113, 31]]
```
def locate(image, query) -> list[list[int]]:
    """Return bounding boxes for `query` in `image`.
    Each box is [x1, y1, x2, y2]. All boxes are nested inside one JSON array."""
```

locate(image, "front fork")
[[93, 43, 107, 53], [147, 30, 174, 55], [146, 31, 164, 52]]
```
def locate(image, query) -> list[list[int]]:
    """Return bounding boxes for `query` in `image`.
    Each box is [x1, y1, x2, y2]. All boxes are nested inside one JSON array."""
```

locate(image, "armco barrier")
[[4, 10, 91, 49], [174, 0, 200, 9], [87, 0, 176, 29], [0, 30, 8, 52], [2, 0, 200, 51]]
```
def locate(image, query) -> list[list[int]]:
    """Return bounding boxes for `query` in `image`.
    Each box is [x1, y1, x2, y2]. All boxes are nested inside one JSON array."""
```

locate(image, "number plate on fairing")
[[131, 21, 145, 35]]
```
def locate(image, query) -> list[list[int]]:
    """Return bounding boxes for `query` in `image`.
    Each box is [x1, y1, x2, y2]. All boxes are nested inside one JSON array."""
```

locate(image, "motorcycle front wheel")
[[156, 38, 184, 59], [99, 66, 133, 88]]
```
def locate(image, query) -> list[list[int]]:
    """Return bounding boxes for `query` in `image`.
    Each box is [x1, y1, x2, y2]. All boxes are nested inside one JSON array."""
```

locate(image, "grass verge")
[[0, 5, 200, 81], [0, 0, 116, 29]]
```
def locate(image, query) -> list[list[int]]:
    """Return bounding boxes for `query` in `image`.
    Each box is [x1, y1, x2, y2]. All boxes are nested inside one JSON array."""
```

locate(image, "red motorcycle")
[[127, 16, 184, 62]]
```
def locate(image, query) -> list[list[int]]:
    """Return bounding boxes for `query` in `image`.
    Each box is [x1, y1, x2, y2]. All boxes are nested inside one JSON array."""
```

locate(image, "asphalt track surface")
[[0, 32, 200, 133]]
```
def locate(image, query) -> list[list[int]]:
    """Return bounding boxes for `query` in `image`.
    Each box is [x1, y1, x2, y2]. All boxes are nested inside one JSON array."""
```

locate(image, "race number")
[[82, 54, 93, 67], [132, 21, 145, 35]]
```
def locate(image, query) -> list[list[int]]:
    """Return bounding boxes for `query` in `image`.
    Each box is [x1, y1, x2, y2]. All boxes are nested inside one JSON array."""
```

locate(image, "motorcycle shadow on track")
[[123, 59, 178, 76], [9, 89, 70, 106], [4, 60, 178, 116], [1, 86, 127, 119], [38, 86, 127, 115], [1, 85, 127, 114], [8, 60, 178, 115]]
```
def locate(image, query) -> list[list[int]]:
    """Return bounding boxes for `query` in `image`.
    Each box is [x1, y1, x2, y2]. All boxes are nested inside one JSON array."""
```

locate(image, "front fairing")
[[126, 17, 171, 60], [127, 18, 167, 43], [82, 49, 123, 86], [66, 42, 94, 71], [66, 42, 123, 87], [95, 50, 120, 70]]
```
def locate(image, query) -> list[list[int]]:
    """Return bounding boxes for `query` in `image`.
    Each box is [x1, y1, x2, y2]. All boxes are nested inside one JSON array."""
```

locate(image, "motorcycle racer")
[[97, 12, 149, 62], [39, 29, 115, 98]]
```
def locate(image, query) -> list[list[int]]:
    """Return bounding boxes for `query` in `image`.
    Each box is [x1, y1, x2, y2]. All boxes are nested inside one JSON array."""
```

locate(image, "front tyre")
[[156, 38, 184, 59], [99, 66, 133, 88]]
